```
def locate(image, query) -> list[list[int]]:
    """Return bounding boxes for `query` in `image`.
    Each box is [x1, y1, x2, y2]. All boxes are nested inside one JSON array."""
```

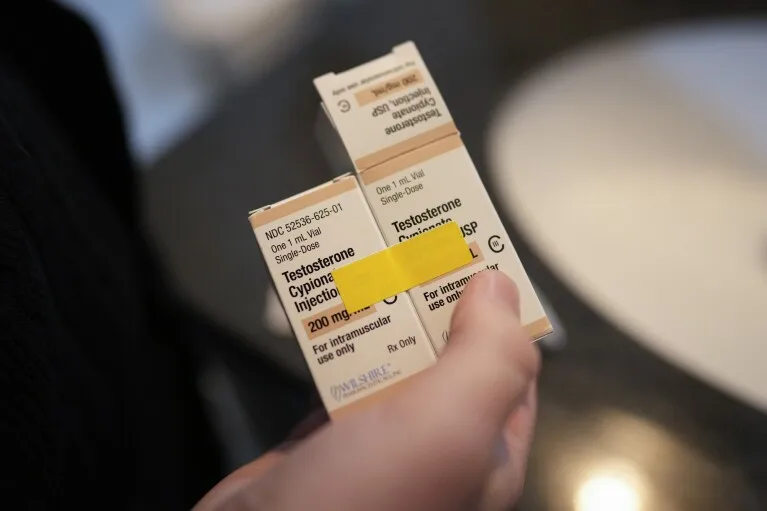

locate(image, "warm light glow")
[[576, 474, 641, 511]]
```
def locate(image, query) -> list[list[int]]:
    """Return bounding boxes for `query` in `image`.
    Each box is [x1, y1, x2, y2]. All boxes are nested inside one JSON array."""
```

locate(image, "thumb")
[[430, 270, 540, 434]]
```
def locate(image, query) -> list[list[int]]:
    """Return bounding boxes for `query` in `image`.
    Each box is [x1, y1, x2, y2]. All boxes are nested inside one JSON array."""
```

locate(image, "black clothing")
[[0, 3, 227, 508]]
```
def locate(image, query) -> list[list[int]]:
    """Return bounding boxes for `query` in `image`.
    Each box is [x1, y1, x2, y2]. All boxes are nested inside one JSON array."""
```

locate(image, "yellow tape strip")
[[332, 222, 472, 312]]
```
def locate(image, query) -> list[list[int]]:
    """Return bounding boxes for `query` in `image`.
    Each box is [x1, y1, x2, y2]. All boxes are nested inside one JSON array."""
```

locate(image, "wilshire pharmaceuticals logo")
[[330, 363, 400, 402]]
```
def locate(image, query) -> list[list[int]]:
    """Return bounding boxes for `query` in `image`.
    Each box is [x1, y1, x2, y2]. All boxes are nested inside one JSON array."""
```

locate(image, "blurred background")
[[61, 0, 766, 509]]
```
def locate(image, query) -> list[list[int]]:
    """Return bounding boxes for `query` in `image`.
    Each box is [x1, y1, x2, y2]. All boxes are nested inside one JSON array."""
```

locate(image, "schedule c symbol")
[[488, 235, 504, 253]]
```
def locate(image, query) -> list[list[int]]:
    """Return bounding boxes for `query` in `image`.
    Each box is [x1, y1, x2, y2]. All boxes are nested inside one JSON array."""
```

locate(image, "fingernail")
[[474, 271, 519, 313]]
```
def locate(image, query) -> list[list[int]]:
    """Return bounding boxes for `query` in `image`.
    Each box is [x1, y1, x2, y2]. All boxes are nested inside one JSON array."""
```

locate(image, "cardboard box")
[[315, 43, 551, 352], [249, 174, 436, 417]]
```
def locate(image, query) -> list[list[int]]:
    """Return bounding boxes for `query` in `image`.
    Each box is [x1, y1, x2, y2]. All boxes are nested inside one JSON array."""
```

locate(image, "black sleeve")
[[0, 179, 67, 507], [0, 1, 138, 232]]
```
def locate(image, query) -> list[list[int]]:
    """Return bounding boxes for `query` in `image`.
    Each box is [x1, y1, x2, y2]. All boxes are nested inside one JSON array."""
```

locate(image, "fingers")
[[480, 382, 538, 510], [197, 271, 539, 511], [385, 270, 540, 510], [194, 407, 329, 510], [434, 271, 540, 437], [193, 451, 288, 511], [281, 407, 329, 448]]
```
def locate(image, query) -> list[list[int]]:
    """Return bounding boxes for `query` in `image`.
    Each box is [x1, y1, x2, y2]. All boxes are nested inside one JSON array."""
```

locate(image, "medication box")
[[249, 175, 436, 417], [315, 42, 551, 351]]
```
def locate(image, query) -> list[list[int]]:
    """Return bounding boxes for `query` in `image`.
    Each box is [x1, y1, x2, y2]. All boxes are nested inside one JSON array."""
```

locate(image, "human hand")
[[195, 271, 540, 511]]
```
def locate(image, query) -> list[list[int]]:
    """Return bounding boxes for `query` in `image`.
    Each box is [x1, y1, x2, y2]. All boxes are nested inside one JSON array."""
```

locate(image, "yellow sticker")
[[332, 222, 473, 312]]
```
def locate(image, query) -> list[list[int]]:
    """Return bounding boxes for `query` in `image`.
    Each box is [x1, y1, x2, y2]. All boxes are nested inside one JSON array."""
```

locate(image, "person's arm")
[[0, 178, 67, 507], [195, 270, 540, 511]]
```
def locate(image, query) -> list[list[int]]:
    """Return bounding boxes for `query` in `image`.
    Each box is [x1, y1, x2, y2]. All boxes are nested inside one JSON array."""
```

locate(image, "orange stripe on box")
[[249, 175, 356, 229], [525, 317, 553, 341], [354, 122, 457, 171], [360, 134, 463, 185]]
